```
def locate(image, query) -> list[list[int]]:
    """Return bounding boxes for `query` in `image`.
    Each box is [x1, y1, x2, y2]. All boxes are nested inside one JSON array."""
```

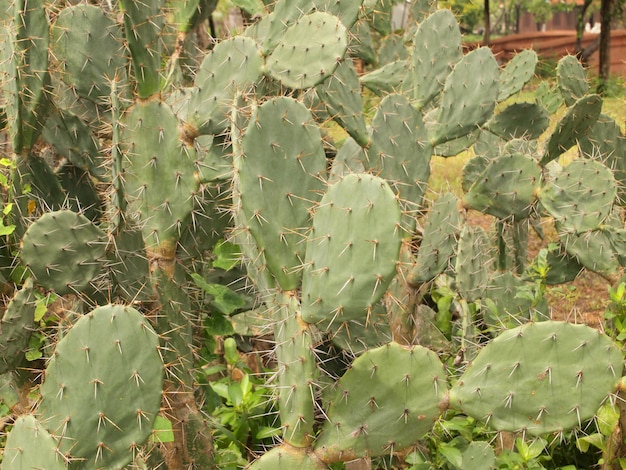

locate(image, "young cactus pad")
[[301, 173, 403, 325], [38, 305, 163, 469], [21, 210, 106, 295], [449, 321, 623, 436], [314, 342, 448, 461], [189, 36, 263, 135], [2, 415, 66, 470], [265, 11, 348, 90]]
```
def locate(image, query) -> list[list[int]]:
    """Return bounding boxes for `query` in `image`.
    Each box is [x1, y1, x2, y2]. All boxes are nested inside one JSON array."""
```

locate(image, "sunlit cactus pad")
[[449, 321, 622, 435], [314, 342, 447, 461]]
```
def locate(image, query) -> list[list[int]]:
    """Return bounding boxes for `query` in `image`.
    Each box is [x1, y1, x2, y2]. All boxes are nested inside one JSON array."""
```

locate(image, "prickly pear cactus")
[[21, 210, 107, 295], [238, 96, 327, 290], [2, 415, 66, 470], [0, 279, 36, 374], [38, 305, 163, 469], [301, 174, 403, 325], [314, 342, 447, 461], [449, 321, 622, 435]]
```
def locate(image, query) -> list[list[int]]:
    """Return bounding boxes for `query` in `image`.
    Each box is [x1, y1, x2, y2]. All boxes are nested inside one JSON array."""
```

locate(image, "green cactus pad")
[[273, 293, 318, 446], [189, 36, 263, 135], [2, 415, 67, 470], [249, 445, 327, 470], [535, 81, 564, 114], [359, 60, 409, 95], [349, 19, 377, 65], [578, 114, 626, 204], [434, 131, 480, 158], [0, 279, 36, 375], [122, 99, 198, 252], [561, 228, 620, 277], [314, 342, 447, 461], [557, 55, 590, 107], [379, 34, 409, 66], [238, 97, 327, 290], [428, 47, 499, 146], [463, 153, 541, 220], [119, 0, 165, 98], [497, 49, 538, 102], [153, 271, 194, 385], [316, 60, 369, 148], [455, 225, 494, 302], [538, 243, 583, 285], [170, 0, 203, 33], [485, 103, 549, 140], [0, 0, 50, 153], [369, 0, 393, 36], [461, 154, 492, 193], [330, 307, 392, 355], [411, 9, 462, 110], [42, 110, 106, 181], [329, 137, 367, 183], [540, 94, 602, 165], [449, 321, 622, 435], [106, 228, 151, 302], [538, 159, 616, 233], [52, 4, 126, 103], [263, 0, 359, 54], [265, 11, 348, 90], [21, 210, 106, 295], [367, 94, 432, 227], [39, 305, 163, 469], [409, 192, 461, 285], [301, 174, 403, 325]]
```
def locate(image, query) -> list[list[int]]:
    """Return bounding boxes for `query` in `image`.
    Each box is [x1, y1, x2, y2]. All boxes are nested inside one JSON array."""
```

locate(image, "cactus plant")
[[1, 3, 625, 469], [38, 305, 163, 469]]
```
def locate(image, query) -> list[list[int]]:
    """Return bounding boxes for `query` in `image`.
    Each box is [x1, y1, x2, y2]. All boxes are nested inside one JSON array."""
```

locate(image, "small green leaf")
[[228, 383, 243, 407], [25, 333, 44, 361], [438, 442, 463, 468], [34, 300, 47, 322], [205, 313, 234, 336], [576, 433, 605, 452], [191, 273, 246, 315], [0, 224, 15, 236], [223, 337, 239, 366], [151, 415, 175, 443], [255, 426, 282, 440], [597, 402, 620, 436], [213, 240, 242, 271]]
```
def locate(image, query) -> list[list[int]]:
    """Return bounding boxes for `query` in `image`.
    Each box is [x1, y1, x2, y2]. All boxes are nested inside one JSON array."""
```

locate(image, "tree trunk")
[[597, 0, 613, 93], [484, 0, 491, 44], [575, 0, 594, 59]]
